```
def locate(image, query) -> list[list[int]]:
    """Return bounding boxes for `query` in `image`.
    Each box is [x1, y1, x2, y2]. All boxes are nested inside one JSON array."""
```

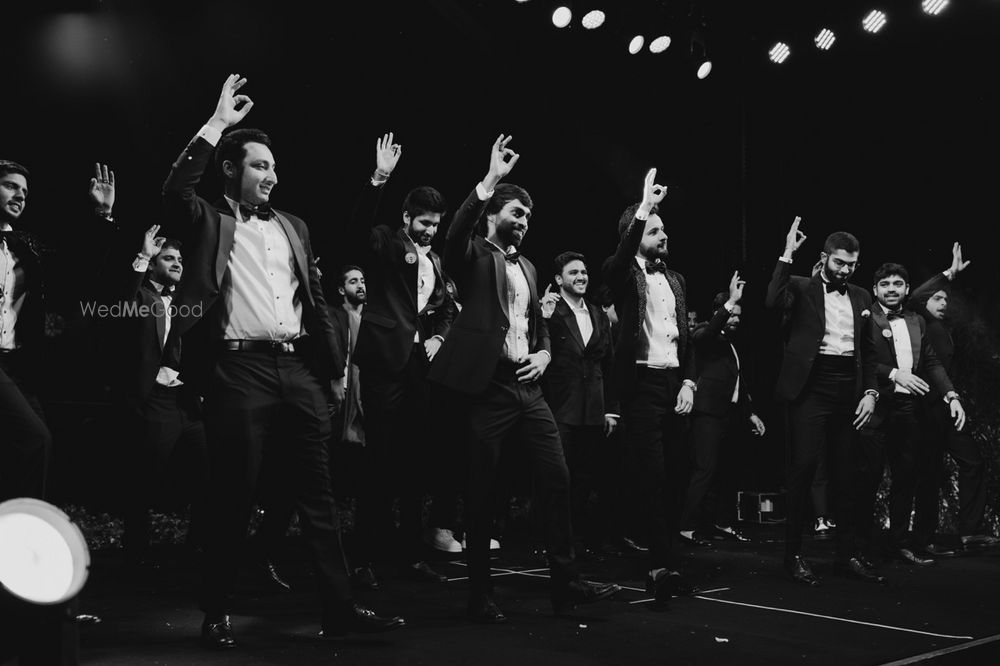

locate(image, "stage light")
[[552, 6, 572, 28], [815, 28, 836, 50], [696, 60, 713, 79], [0, 499, 90, 605], [921, 0, 948, 15], [690, 32, 711, 80], [628, 35, 645, 54], [649, 35, 671, 53], [768, 41, 790, 64], [581, 10, 605, 29], [862, 10, 887, 33]]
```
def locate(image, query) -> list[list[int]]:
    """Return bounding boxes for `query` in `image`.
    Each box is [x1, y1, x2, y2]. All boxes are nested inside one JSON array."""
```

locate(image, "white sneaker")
[[424, 528, 462, 553], [461, 538, 501, 551]]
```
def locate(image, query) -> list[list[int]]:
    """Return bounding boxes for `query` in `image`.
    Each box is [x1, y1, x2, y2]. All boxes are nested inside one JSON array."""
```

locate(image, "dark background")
[[5, 0, 999, 503]]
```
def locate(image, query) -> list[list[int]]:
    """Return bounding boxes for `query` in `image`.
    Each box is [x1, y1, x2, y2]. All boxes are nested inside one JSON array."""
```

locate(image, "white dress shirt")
[[412, 239, 436, 342], [819, 280, 855, 357], [567, 298, 593, 347], [0, 224, 27, 350], [634, 255, 679, 368], [881, 304, 915, 394]]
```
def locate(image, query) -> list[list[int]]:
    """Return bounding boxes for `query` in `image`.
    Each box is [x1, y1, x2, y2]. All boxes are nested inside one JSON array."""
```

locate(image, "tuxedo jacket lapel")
[[274, 212, 312, 305], [491, 250, 510, 322], [215, 206, 237, 290], [872, 309, 898, 364], [557, 300, 586, 352], [808, 275, 826, 332], [905, 313, 922, 367]]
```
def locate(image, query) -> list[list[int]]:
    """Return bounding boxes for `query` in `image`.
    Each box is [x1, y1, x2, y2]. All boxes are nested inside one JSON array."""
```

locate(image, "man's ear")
[[402, 211, 411, 226], [338, 285, 346, 297], [554, 274, 564, 287], [222, 160, 237, 179]]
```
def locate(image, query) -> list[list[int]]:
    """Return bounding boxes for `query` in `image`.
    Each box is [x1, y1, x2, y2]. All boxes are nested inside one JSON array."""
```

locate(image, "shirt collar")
[[148, 278, 167, 295], [0, 223, 12, 232], [485, 237, 515, 256]]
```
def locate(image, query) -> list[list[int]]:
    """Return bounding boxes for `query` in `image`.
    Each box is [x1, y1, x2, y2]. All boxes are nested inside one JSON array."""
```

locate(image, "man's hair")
[[157, 239, 183, 256], [553, 251, 586, 278], [823, 231, 860, 255], [712, 291, 730, 313], [215, 128, 273, 175], [402, 186, 447, 220], [339, 264, 365, 286], [617, 202, 659, 238], [478, 183, 532, 235], [873, 262, 909, 285], [0, 160, 29, 180]]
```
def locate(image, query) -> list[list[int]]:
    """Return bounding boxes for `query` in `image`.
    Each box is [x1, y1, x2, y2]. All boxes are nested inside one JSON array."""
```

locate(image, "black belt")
[[219, 339, 299, 354]]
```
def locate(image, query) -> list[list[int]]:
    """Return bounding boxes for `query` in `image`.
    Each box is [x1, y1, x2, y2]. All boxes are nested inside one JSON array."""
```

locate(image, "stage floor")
[[71, 524, 999, 666]]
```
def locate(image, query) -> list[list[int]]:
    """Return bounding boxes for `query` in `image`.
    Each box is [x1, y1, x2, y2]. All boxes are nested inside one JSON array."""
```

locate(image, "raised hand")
[[208, 74, 254, 130], [89, 162, 116, 214], [140, 224, 165, 258], [784, 216, 806, 257], [375, 132, 402, 177], [640, 168, 668, 212], [539, 283, 561, 319], [484, 134, 519, 190], [947, 241, 970, 279], [728, 270, 746, 304]]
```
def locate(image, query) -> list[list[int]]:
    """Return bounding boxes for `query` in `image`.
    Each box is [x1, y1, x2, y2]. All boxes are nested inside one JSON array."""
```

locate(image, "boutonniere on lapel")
[[861, 309, 871, 318], [404, 252, 417, 265]]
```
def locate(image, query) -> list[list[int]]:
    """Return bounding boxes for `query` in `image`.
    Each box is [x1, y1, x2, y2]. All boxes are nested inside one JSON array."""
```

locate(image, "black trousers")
[[680, 408, 743, 532], [856, 395, 921, 551], [622, 367, 688, 570], [120, 384, 209, 555], [464, 360, 576, 595], [354, 343, 435, 565], [912, 401, 987, 545], [0, 351, 51, 502], [200, 351, 351, 618], [784, 356, 858, 561], [558, 423, 612, 548]]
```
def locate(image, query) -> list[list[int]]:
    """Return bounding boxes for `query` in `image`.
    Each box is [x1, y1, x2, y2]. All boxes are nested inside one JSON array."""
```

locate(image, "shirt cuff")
[[476, 182, 494, 200], [198, 124, 223, 147], [430, 334, 444, 343], [133, 257, 150, 272], [889, 368, 898, 382], [634, 207, 650, 222], [778, 256, 793, 264], [537, 349, 551, 361], [723, 301, 734, 313], [605, 413, 620, 420]]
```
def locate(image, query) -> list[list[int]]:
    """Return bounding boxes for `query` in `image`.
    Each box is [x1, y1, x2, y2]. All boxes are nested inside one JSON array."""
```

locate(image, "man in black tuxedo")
[[602, 168, 696, 606], [908, 244, 996, 552], [679, 275, 766, 547], [765, 218, 880, 585], [347, 132, 455, 587], [428, 134, 619, 622], [539, 251, 619, 556], [160, 75, 402, 648], [111, 224, 208, 564], [856, 262, 966, 566]]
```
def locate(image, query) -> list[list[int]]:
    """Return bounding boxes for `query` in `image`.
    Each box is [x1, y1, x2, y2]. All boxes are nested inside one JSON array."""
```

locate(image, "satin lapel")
[[145, 284, 167, 351], [491, 250, 510, 322], [871, 309, 897, 363], [634, 264, 647, 328], [520, 256, 538, 310], [558, 300, 586, 352], [847, 285, 864, 352], [664, 270, 686, 356], [399, 229, 420, 308], [808, 276, 826, 333], [584, 302, 601, 351], [905, 313, 922, 368], [273, 212, 311, 304], [216, 209, 237, 290]]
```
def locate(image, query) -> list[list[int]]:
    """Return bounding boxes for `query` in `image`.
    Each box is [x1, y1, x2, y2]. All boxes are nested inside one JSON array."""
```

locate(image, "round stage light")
[[696, 60, 713, 79], [581, 10, 605, 30], [863, 10, 887, 34], [649, 36, 672, 53], [815, 28, 836, 50], [552, 6, 572, 29], [921, 0, 949, 16], [0, 498, 90, 605], [628, 35, 645, 54], [769, 42, 791, 64]]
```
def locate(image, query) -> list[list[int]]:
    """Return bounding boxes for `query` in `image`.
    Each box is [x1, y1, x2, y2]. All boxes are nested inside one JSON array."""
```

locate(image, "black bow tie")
[[825, 282, 847, 295], [503, 250, 521, 264], [154, 284, 174, 298], [238, 202, 273, 220], [886, 309, 903, 320], [645, 259, 667, 275]]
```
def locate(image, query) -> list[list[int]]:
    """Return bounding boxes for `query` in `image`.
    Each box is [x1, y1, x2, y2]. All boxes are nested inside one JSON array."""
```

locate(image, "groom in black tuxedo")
[[161, 74, 402, 648]]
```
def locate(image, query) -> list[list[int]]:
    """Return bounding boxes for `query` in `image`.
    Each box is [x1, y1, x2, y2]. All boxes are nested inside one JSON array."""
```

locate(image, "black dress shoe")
[[621, 536, 650, 552], [646, 569, 694, 603], [896, 548, 935, 566], [784, 556, 819, 586], [406, 560, 448, 583], [200, 615, 236, 650], [835, 556, 887, 584], [678, 531, 713, 548], [712, 525, 750, 542], [262, 560, 292, 591], [551, 579, 621, 613], [467, 594, 507, 623], [925, 543, 957, 557], [960, 534, 1000, 548], [321, 604, 405, 637], [351, 564, 381, 590]]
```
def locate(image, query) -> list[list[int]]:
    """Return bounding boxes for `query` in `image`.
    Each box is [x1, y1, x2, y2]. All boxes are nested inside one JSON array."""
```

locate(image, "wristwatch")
[[682, 379, 697, 391], [943, 391, 960, 404], [863, 389, 880, 402]]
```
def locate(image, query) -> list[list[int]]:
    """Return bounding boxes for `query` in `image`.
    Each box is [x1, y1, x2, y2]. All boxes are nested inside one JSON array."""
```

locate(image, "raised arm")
[[765, 216, 806, 310], [605, 168, 667, 291], [349, 132, 402, 254], [909, 242, 969, 314], [443, 134, 519, 272], [694, 271, 744, 343], [162, 74, 254, 224]]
